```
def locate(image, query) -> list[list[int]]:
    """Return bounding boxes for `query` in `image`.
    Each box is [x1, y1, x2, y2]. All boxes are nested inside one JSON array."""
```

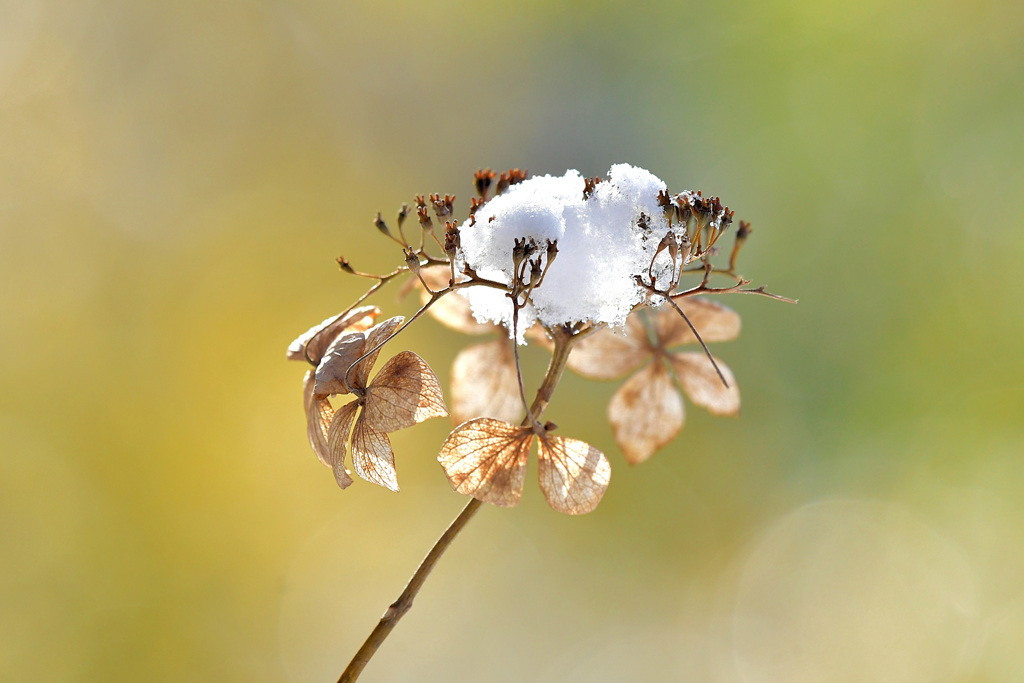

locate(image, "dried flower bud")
[[444, 221, 461, 260], [545, 239, 558, 266], [336, 256, 355, 274], [397, 203, 411, 230], [414, 194, 428, 210], [528, 257, 543, 287], [474, 168, 496, 199], [404, 247, 421, 274], [512, 237, 528, 272], [374, 211, 390, 237], [495, 168, 527, 196], [430, 193, 455, 221], [417, 205, 434, 232], [495, 173, 510, 196], [469, 196, 485, 215], [637, 212, 651, 232], [582, 176, 602, 200]]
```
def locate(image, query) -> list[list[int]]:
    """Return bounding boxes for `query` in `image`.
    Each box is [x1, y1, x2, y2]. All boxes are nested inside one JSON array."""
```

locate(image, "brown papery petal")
[[363, 351, 449, 432], [418, 267, 496, 335], [450, 340, 522, 424], [669, 352, 741, 416], [537, 433, 610, 515], [313, 332, 367, 397], [607, 361, 684, 464], [417, 265, 454, 292], [286, 305, 380, 362], [351, 316, 405, 389], [303, 370, 335, 467], [351, 414, 399, 492], [655, 299, 741, 348], [437, 418, 533, 507], [564, 315, 650, 380], [327, 401, 360, 489]]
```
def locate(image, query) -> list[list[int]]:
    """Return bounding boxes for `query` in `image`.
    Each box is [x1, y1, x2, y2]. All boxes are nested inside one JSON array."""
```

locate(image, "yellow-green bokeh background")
[[3, 0, 1023, 680]]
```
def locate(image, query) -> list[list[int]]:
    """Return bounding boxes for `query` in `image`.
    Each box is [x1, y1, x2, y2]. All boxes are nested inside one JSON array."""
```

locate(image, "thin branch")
[[336, 320, 579, 682], [664, 296, 730, 389], [337, 498, 483, 683]]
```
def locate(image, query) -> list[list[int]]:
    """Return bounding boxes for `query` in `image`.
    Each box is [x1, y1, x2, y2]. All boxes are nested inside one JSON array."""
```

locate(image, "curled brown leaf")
[[286, 305, 380, 363], [313, 332, 366, 397], [303, 370, 335, 468]]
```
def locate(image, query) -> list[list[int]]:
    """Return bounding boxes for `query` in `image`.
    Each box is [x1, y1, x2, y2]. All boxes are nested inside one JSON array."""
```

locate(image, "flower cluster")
[[287, 165, 789, 514]]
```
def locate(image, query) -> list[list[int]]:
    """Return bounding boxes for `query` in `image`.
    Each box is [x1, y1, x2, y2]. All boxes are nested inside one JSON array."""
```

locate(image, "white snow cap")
[[457, 164, 675, 338]]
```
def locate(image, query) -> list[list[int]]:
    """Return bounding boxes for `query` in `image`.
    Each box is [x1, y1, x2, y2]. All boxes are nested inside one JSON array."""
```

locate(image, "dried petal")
[[303, 370, 335, 467], [350, 414, 399, 492], [536, 433, 610, 515], [313, 332, 366, 397], [327, 401, 360, 489], [286, 305, 380, 362], [416, 265, 452, 292], [668, 352, 740, 416], [419, 266, 495, 335], [450, 340, 522, 424], [437, 418, 533, 507], [350, 316, 404, 389], [565, 314, 650, 380], [607, 361, 684, 464], [363, 351, 449, 432], [655, 299, 740, 348]]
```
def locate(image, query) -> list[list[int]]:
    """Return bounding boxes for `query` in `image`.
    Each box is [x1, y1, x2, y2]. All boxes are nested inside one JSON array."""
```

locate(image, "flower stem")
[[337, 328, 577, 681], [337, 498, 483, 683]]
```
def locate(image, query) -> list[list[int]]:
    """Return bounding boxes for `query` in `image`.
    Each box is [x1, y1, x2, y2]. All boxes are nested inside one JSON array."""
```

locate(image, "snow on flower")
[[456, 164, 674, 337]]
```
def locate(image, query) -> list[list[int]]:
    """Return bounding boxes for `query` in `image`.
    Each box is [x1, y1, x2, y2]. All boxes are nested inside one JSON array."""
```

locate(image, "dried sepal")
[[350, 316, 405, 389], [418, 266, 494, 335], [656, 299, 740, 346], [351, 416, 399, 492], [286, 305, 380, 363], [363, 351, 449, 432], [303, 370, 335, 467], [313, 332, 366, 396], [564, 315, 649, 380], [450, 340, 522, 424], [327, 401, 360, 488], [607, 362, 684, 464], [668, 352, 740, 416], [536, 432, 610, 515], [437, 418, 533, 507]]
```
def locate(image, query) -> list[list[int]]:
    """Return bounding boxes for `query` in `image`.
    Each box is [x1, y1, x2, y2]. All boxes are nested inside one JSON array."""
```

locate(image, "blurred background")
[[2, 0, 1023, 680]]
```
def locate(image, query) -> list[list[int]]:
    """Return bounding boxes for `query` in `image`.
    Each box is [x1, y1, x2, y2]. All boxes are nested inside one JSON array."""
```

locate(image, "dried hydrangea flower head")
[[286, 165, 792, 681], [287, 164, 790, 506]]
